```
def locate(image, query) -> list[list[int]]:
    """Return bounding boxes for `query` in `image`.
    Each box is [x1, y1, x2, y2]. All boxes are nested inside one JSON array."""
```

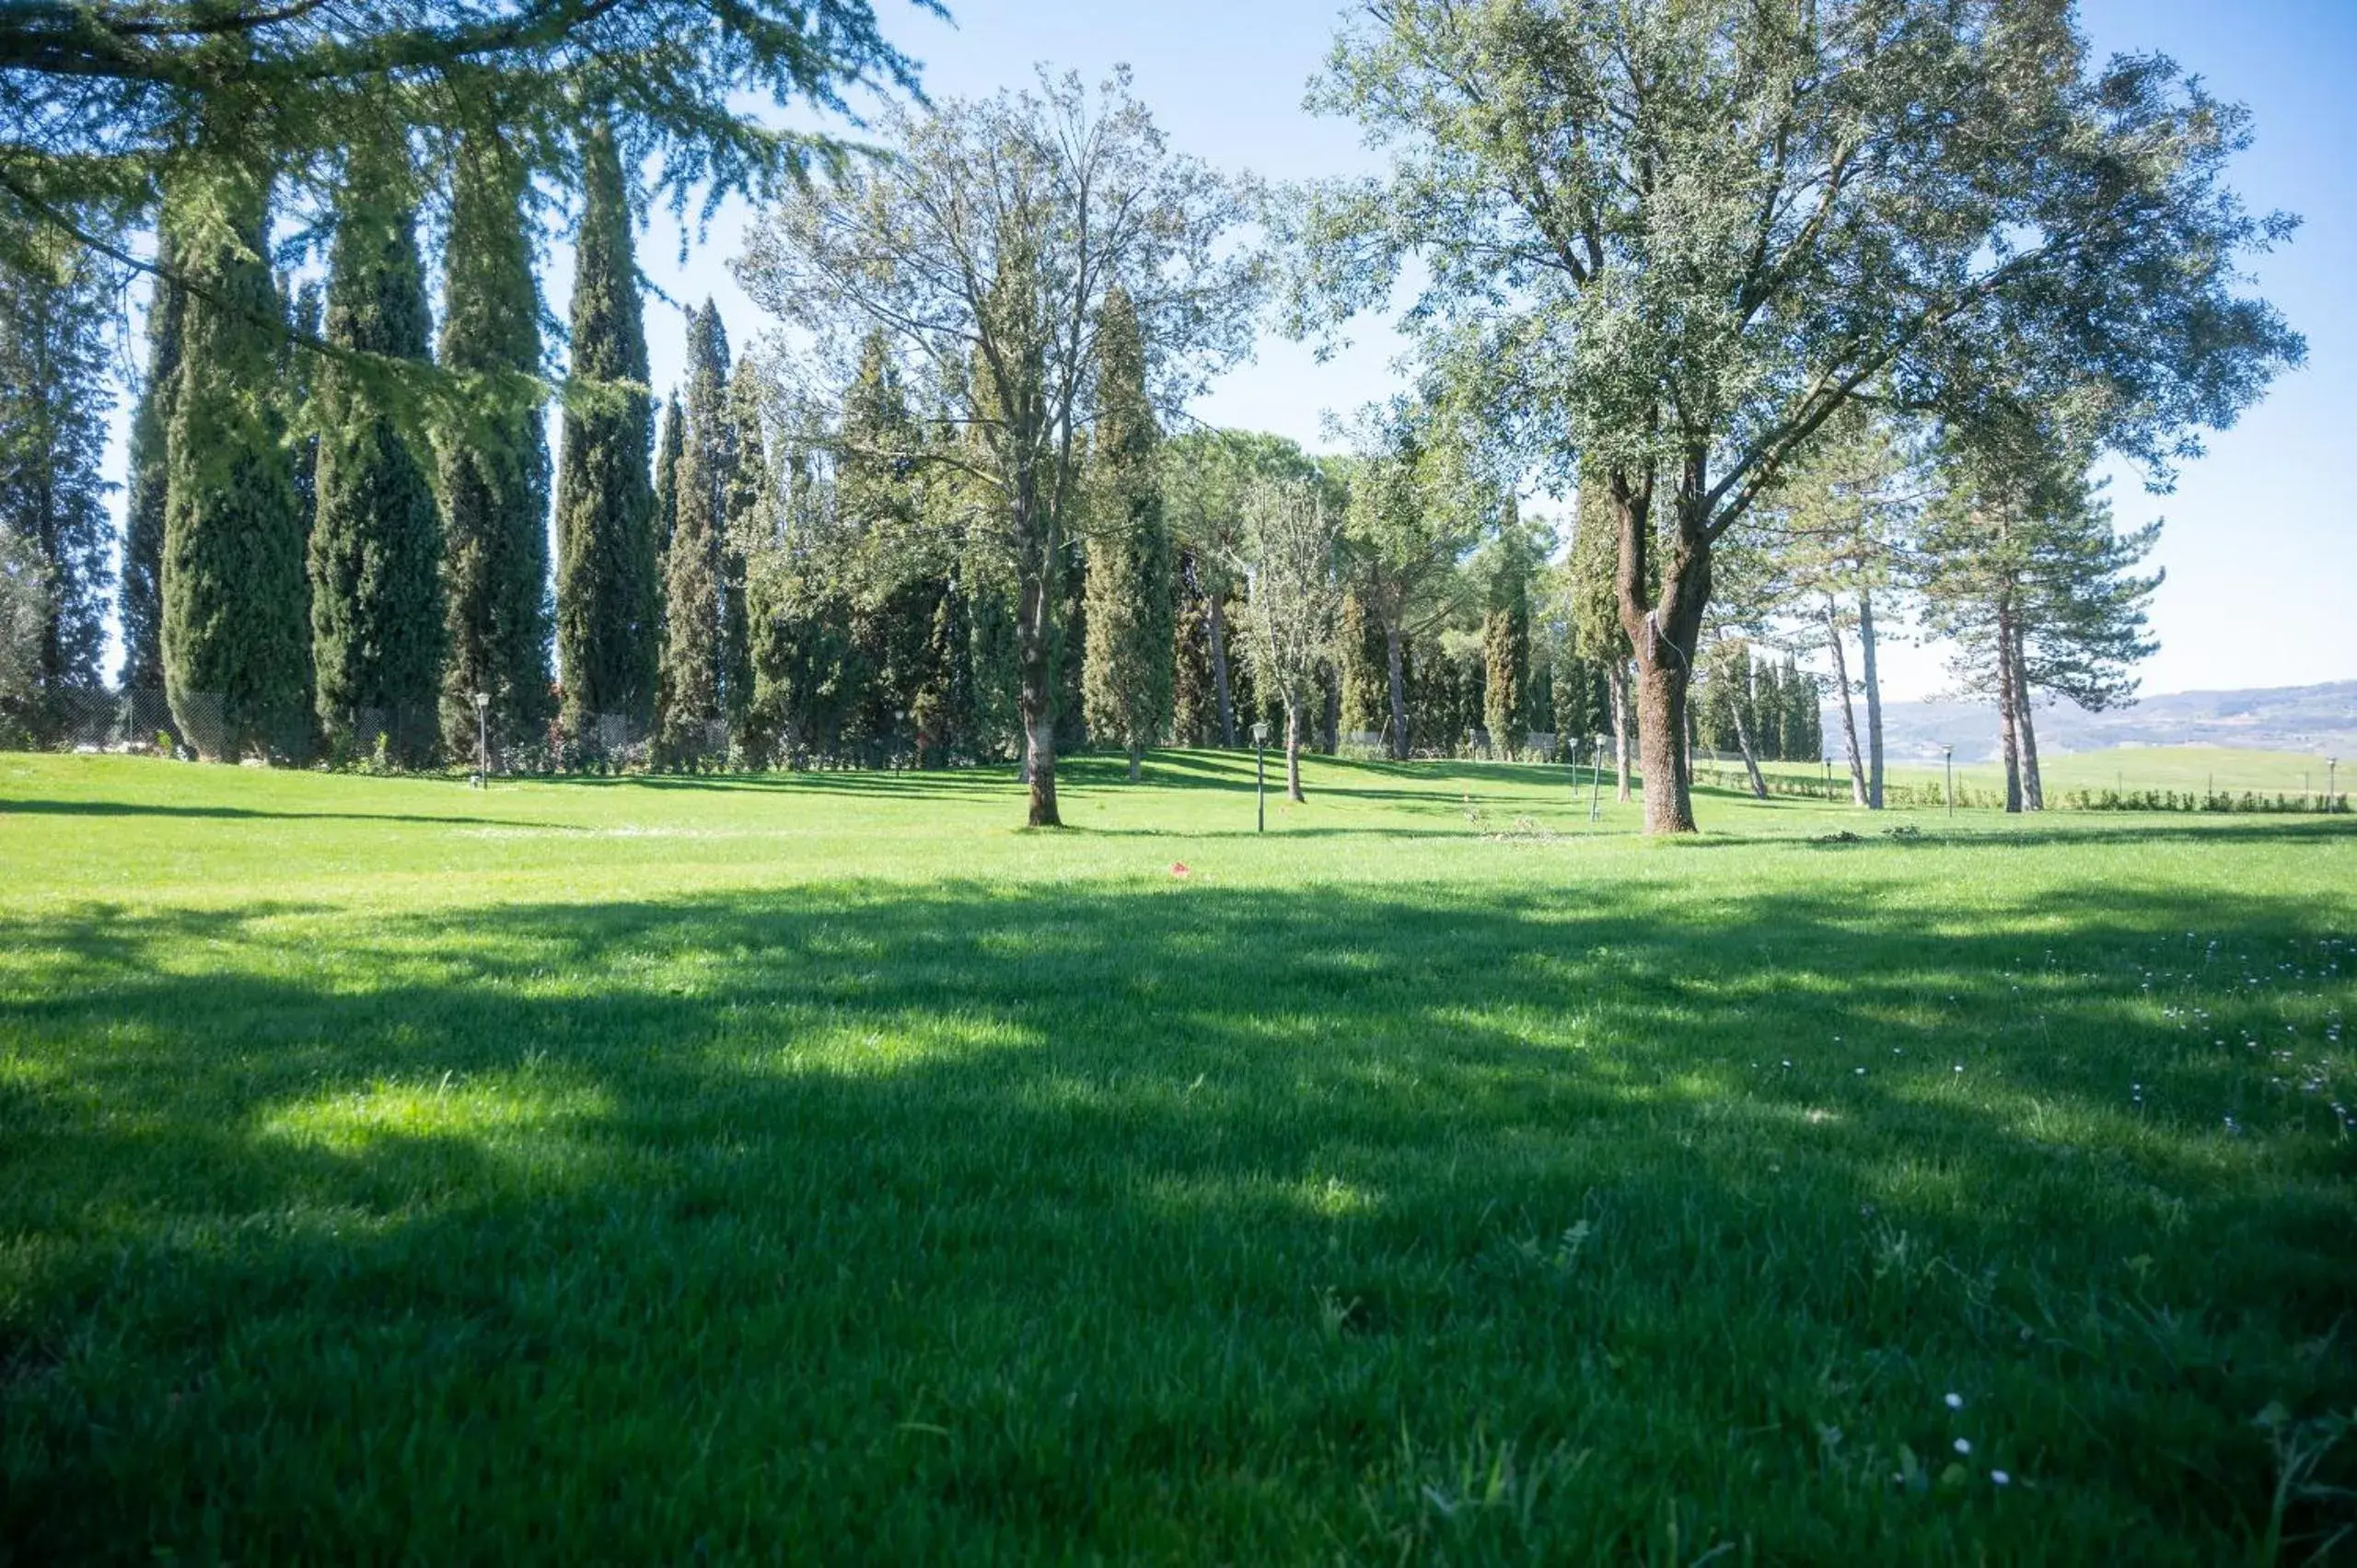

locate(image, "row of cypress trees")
[[116, 127, 633, 764]]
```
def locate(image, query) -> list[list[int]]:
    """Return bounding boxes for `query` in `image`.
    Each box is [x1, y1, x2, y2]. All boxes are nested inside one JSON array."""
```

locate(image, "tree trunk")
[[1320, 663, 1341, 754], [1726, 671, 1769, 799], [1385, 622, 1410, 761], [1016, 569, 1062, 827], [1858, 587, 1886, 810], [1127, 739, 1142, 783], [1607, 658, 1631, 802], [1284, 700, 1306, 802], [1634, 661, 1697, 833], [1207, 590, 1236, 749], [1825, 597, 1869, 807], [2012, 619, 2043, 811], [1995, 594, 2022, 815]]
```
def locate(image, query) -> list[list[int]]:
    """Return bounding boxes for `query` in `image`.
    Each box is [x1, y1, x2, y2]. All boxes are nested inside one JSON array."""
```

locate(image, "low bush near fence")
[[2061, 786, 2349, 814]]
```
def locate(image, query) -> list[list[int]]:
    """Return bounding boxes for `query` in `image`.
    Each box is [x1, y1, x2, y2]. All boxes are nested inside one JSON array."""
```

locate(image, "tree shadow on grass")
[[0, 797, 582, 831], [0, 875, 2351, 1562]]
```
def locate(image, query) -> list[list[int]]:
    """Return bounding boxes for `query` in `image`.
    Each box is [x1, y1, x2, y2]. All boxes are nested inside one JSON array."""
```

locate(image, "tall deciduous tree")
[[1243, 478, 1342, 802], [0, 219, 115, 730], [1479, 495, 1543, 758], [740, 69, 1259, 826], [1081, 288, 1174, 781], [1292, 0, 2301, 832], [555, 119, 658, 740], [309, 152, 443, 763], [436, 132, 552, 762], [1165, 429, 1314, 749], [162, 161, 311, 760]]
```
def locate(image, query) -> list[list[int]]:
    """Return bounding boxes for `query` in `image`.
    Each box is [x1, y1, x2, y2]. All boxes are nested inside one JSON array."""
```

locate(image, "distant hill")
[[1836, 680, 2357, 763]]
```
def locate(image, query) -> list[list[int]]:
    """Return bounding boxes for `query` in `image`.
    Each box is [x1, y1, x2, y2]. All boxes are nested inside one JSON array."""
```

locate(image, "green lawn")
[[1748, 745, 2346, 799], [3, 752, 2352, 1562]]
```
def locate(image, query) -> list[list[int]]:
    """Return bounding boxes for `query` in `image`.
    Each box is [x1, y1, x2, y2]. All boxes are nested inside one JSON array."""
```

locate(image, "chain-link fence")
[[6, 687, 226, 759]]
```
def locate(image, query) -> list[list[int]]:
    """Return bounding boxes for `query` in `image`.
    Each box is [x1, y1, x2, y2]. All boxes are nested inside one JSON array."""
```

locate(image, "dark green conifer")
[[1079, 288, 1174, 780], [308, 149, 443, 763], [656, 303, 734, 765], [437, 132, 554, 761], [120, 228, 181, 692], [554, 119, 658, 738], [161, 163, 311, 759]]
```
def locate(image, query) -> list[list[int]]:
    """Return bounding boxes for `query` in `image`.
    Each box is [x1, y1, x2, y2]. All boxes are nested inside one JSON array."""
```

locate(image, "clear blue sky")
[[111, 0, 2357, 704]]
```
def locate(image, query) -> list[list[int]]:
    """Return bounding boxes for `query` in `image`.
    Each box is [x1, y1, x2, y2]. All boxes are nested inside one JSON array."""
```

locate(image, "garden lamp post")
[[1253, 720, 1269, 832], [472, 691, 490, 788], [2329, 756, 2339, 810], [1945, 745, 1955, 819]]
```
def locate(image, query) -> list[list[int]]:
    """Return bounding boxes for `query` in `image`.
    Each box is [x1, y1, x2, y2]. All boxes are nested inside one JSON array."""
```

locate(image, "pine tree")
[[308, 151, 444, 764], [437, 131, 553, 763], [656, 302, 734, 765], [555, 119, 659, 740], [1336, 591, 1388, 742], [1079, 288, 1174, 781], [162, 162, 311, 760], [0, 222, 116, 732], [120, 229, 182, 693]]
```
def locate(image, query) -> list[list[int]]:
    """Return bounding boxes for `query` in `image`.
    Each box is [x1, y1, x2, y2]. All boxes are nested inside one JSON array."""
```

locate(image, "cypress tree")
[[162, 162, 311, 760], [554, 119, 658, 739], [437, 131, 554, 762], [652, 393, 683, 569], [1780, 657, 1814, 763], [120, 228, 181, 693], [1171, 554, 1218, 748], [0, 221, 116, 730], [308, 151, 444, 764], [721, 355, 769, 751], [1079, 287, 1174, 781], [1481, 551, 1530, 759], [655, 302, 733, 765]]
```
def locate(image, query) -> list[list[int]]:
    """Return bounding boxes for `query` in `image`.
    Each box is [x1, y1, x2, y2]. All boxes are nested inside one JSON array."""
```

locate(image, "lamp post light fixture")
[[472, 691, 491, 789], [1944, 744, 1956, 819], [1252, 720, 1270, 832]]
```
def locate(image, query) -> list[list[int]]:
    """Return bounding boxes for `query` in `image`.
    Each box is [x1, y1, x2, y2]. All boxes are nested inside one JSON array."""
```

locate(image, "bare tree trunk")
[[1995, 594, 2022, 815], [1608, 658, 1631, 802], [1207, 591, 1236, 749], [2012, 619, 2043, 811], [1017, 570, 1062, 827], [1858, 587, 1886, 810], [1127, 739, 1142, 783], [1385, 622, 1410, 761], [1284, 700, 1306, 801], [1635, 662, 1697, 832], [1825, 597, 1869, 806], [1726, 673, 1769, 799]]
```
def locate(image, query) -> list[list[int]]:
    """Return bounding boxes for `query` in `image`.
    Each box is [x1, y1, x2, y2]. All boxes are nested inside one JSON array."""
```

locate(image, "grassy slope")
[[1752, 745, 2345, 796], [2, 753, 2352, 1563]]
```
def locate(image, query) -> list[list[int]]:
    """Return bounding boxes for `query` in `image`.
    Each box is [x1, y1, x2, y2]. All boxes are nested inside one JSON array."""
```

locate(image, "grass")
[[1751, 745, 2346, 798], [2, 750, 2352, 1562]]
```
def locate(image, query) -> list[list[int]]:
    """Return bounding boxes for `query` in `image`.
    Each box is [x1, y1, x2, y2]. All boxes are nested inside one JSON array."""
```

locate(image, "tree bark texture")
[[1284, 700, 1306, 801], [1826, 597, 1869, 807], [1995, 592, 2022, 814], [1385, 623, 1410, 761], [1858, 587, 1886, 810], [2011, 618, 2044, 811], [1017, 569, 1062, 827]]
